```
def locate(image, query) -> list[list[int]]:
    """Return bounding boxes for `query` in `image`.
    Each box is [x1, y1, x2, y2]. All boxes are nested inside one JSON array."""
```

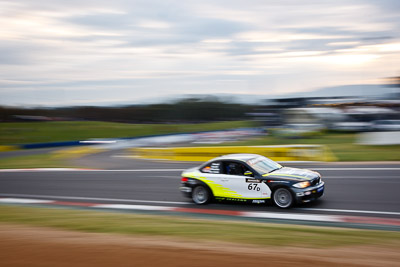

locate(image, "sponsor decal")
[[202, 162, 220, 174], [210, 162, 221, 174], [216, 197, 269, 203], [246, 178, 261, 183], [225, 198, 247, 202], [268, 180, 289, 183], [214, 197, 246, 202]]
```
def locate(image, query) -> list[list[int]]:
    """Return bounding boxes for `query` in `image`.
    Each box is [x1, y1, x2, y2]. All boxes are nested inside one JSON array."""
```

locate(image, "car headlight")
[[292, 181, 311, 188]]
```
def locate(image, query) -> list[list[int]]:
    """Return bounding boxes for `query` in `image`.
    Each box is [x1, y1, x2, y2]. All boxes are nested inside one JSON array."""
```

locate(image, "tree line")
[[0, 98, 253, 123]]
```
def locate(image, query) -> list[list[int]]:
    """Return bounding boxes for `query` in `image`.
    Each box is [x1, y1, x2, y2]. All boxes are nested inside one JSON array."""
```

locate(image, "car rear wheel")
[[273, 188, 293, 208], [192, 185, 211, 205]]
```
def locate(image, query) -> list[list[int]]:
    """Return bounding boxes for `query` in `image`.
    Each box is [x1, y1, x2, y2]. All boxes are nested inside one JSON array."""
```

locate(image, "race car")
[[180, 154, 324, 208]]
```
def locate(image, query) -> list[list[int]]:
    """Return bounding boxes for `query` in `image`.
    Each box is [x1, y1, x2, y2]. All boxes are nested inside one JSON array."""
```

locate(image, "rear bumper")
[[293, 181, 324, 203], [180, 186, 192, 198]]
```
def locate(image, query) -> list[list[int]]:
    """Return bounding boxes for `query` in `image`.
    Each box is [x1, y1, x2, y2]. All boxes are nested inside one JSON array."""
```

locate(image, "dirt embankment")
[[0, 224, 399, 267]]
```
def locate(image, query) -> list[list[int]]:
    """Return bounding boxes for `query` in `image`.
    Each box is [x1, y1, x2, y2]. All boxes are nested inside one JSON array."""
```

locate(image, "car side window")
[[201, 161, 221, 174], [223, 161, 250, 176]]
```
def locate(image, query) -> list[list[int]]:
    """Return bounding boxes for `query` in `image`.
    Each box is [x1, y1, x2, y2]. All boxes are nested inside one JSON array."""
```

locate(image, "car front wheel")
[[192, 185, 211, 205], [273, 188, 293, 208]]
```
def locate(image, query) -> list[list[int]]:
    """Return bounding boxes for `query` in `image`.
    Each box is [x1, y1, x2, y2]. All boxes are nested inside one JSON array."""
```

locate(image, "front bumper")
[[292, 181, 324, 203]]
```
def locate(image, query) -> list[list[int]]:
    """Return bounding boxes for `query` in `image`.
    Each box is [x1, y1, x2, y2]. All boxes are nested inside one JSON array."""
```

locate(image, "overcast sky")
[[1, 0, 399, 106]]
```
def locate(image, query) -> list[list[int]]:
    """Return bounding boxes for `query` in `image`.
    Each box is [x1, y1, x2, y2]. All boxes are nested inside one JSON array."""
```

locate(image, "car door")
[[218, 160, 268, 199]]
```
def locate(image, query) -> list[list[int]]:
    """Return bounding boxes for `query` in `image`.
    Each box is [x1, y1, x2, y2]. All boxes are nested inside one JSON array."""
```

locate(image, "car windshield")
[[246, 156, 282, 175]]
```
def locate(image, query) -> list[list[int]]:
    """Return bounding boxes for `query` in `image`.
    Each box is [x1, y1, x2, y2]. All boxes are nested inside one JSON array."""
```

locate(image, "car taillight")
[[181, 177, 189, 182]]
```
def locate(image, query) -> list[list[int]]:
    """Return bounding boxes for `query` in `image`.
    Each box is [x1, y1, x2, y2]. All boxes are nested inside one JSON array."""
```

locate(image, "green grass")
[[0, 153, 77, 169], [0, 121, 254, 145], [0, 205, 399, 247], [1, 121, 399, 161], [220, 132, 400, 161]]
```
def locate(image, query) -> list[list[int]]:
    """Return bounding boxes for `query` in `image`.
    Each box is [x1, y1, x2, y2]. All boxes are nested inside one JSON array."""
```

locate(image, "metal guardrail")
[[0, 141, 92, 151], [0, 128, 263, 151]]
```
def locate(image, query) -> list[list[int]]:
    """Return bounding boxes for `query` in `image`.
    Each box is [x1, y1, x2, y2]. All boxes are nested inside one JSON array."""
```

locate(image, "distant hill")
[[277, 84, 396, 99], [156, 84, 397, 105], [27, 84, 396, 107]]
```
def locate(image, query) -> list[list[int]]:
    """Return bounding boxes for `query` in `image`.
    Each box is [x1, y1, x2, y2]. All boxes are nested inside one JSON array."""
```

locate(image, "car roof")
[[212, 153, 262, 162]]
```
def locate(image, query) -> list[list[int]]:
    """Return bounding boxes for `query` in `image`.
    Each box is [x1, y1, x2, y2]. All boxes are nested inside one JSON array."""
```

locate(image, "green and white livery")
[[180, 154, 324, 208]]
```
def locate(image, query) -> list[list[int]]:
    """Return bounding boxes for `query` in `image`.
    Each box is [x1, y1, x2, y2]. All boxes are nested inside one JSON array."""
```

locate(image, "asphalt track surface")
[[1, 149, 400, 220]]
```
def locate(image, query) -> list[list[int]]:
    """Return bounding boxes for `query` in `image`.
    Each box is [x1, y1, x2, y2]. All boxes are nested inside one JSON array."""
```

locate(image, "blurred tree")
[[0, 97, 253, 123]]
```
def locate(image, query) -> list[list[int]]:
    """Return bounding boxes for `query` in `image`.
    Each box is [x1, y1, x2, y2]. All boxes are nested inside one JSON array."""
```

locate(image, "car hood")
[[263, 167, 320, 181]]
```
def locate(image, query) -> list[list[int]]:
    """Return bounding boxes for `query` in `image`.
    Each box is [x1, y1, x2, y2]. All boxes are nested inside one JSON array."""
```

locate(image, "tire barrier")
[[130, 145, 336, 162]]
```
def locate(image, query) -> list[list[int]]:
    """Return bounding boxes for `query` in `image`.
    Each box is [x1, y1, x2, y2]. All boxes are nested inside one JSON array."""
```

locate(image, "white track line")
[[295, 208, 400, 216], [2, 197, 400, 227], [0, 198, 53, 204], [0, 193, 189, 205], [1, 193, 399, 216], [312, 168, 400, 171], [86, 169, 184, 172], [323, 176, 400, 179], [0, 168, 183, 172], [243, 211, 341, 222], [94, 204, 175, 211], [0, 167, 400, 172]]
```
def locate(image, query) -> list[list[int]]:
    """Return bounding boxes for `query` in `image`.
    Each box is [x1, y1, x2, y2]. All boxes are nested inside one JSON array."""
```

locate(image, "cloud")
[[66, 13, 133, 30], [0, 0, 399, 106]]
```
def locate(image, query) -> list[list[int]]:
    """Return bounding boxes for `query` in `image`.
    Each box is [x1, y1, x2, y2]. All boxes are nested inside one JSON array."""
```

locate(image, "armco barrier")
[[131, 145, 336, 162], [1, 127, 263, 151], [21, 141, 85, 149]]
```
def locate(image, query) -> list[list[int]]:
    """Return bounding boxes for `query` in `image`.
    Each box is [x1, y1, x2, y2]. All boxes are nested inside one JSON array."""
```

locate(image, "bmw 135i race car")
[[180, 154, 324, 208]]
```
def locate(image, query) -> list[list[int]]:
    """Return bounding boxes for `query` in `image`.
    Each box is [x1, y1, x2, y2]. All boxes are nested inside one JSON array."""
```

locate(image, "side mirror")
[[244, 170, 253, 177]]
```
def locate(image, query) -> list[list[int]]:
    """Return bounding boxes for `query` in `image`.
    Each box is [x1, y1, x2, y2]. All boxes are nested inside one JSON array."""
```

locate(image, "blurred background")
[[1, 2, 400, 266], [0, 0, 400, 160]]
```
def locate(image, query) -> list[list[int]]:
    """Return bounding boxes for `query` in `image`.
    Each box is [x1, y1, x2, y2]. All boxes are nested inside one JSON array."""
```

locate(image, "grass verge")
[[0, 146, 102, 168], [0, 153, 77, 169], [1, 121, 399, 161], [0, 205, 399, 248], [220, 132, 400, 161]]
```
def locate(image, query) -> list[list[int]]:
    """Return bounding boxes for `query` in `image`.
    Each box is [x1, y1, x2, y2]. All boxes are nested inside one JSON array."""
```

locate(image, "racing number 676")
[[248, 183, 260, 191]]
